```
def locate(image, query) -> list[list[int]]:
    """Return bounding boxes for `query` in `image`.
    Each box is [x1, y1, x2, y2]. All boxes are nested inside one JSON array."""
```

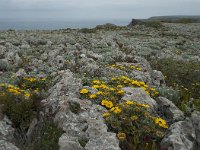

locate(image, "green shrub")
[[79, 28, 96, 33], [0, 94, 35, 129], [143, 21, 163, 28], [178, 18, 193, 24], [0, 59, 11, 71], [0, 75, 61, 150], [193, 99, 200, 111], [28, 119, 63, 150], [149, 58, 200, 99], [80, 74, 166, 150], [157, 87, 180, 105]]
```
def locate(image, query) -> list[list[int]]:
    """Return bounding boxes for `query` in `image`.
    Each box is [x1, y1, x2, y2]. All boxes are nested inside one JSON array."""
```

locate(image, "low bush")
[[149, 58, 200, 99], [27, 118, 63, 150], [80, 64, 166, 149], [142, 21, 163, 28]]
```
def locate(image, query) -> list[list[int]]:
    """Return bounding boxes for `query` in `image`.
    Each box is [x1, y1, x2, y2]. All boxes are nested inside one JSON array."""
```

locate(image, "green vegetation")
[[149, 58, 200, 111], [0, 75, 62, 150], [79, 28, 96, 33], [143, 21, 163, 28], [177, 18, 193, 24], [80, 64, 166, 150], [0, 59, 11, 71], [28, 119, 63, 150]]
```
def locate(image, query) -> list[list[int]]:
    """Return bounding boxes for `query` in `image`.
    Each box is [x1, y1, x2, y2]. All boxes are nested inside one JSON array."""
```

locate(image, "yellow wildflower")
[[7, 84, 14, 89], [93, 80, 101, 85], [116, 90, 124, 95], [101, 100, 113, 108], [0, 83, 5, 87], [89, 94, 97, 99], [117, 85, 123, 88], [109, 87, 115, 91], [136, 67, 142, 71], [0, 92, 5, 96], [99, 84, 108, 89], [110, 106, 122, 114], [130, 115, 138, 121], [101, 100, 108, 105], [119, 66, 125, 69], [80, 88, 89, 94], [117, 132, 126, 141], [24, 92, 31, 99], [92, 85, 99, 89], [137, 103, 150, 108], [150, 88, 156, 91], [130, 65, 135, 69], [111, 77, 118, 81], [103, 112, 110, 117], [125, 100, 134, 105], [97, 91, 103, 95], [111, 64, 116, 68], [41, 78, 46, 81], [154, 118, 168, 129]]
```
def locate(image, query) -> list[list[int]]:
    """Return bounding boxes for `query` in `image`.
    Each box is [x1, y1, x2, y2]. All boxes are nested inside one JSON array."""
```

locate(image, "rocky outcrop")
[[45, 70, 120, 150], [0, 116, 19, 150], [122, 87, 158, 111], [191, 111, 200, 148], [161, 119, 196, 150], [156, 97, 184, 122]]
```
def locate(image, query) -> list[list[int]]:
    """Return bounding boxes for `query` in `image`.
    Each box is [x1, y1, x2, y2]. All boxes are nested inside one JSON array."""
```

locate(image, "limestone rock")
[[0, 140, 19, 150], [157, 97, 184, 122], [191, 111, 200, 147], [59, 134, 84, 150], [16, 68, 27, 77], [122, 87, 158, 111], [161, 119, 196, 150], [151, 70, 166, 87], [0, 116, 19, 150]]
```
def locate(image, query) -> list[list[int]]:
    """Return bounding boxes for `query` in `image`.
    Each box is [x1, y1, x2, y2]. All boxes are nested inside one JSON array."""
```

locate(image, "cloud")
[[0, 0, 200, 20]]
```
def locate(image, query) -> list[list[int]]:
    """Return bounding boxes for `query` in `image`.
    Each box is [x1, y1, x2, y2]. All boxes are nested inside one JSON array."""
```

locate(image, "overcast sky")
[[0, 0, 200, 21]]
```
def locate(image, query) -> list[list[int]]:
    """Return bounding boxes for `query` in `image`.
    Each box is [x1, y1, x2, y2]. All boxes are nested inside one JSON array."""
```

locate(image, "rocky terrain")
[[0, 22, 200, 150]]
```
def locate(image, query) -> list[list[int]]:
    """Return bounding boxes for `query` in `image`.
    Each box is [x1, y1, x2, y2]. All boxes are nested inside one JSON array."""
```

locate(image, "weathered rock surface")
[[0, 116, 19, 150], [45, 70, 120, 150], [191, 111, 200, 147], [161, 119, 196, 150], [122, 87, 158, 111], [157, 97, 184, 122]]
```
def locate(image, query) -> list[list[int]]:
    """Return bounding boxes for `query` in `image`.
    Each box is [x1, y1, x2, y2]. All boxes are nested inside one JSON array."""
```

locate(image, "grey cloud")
[[0, 0, 200, 20]]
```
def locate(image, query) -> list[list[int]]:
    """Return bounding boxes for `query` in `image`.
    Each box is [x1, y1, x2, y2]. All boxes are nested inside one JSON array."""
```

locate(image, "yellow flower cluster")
[[124, 100, 150, 108], [79, 74, 168, 142], [110, 106, 122, 114], [0, 83, 31, 99], [23, 77, 46, 82], [107, 64, 142, 71], [23, 77, 37, 82], [102, 112, 110, 117], [111, 76, 159, 97], [101, 100, 114, 108]]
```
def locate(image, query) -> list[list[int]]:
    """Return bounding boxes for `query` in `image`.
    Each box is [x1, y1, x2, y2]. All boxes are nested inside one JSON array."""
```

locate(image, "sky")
[[0, 0, 200, 21]]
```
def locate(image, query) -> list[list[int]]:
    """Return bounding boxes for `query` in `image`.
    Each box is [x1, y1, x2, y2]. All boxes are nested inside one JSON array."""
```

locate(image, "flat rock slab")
[[122, 87, 157, 111]]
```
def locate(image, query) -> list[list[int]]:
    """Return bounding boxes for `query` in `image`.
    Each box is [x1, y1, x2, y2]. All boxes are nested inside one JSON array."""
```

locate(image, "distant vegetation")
[[149, 58, 200, 111], [128, 16, 200, 27]]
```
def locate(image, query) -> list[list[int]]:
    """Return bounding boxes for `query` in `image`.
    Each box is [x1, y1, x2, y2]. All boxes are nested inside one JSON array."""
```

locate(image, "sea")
[[0, 19, 130, 30]]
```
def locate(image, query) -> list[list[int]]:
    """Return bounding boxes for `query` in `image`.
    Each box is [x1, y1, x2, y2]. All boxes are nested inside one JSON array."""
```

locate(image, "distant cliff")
[[128, 15, 200, 26]]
